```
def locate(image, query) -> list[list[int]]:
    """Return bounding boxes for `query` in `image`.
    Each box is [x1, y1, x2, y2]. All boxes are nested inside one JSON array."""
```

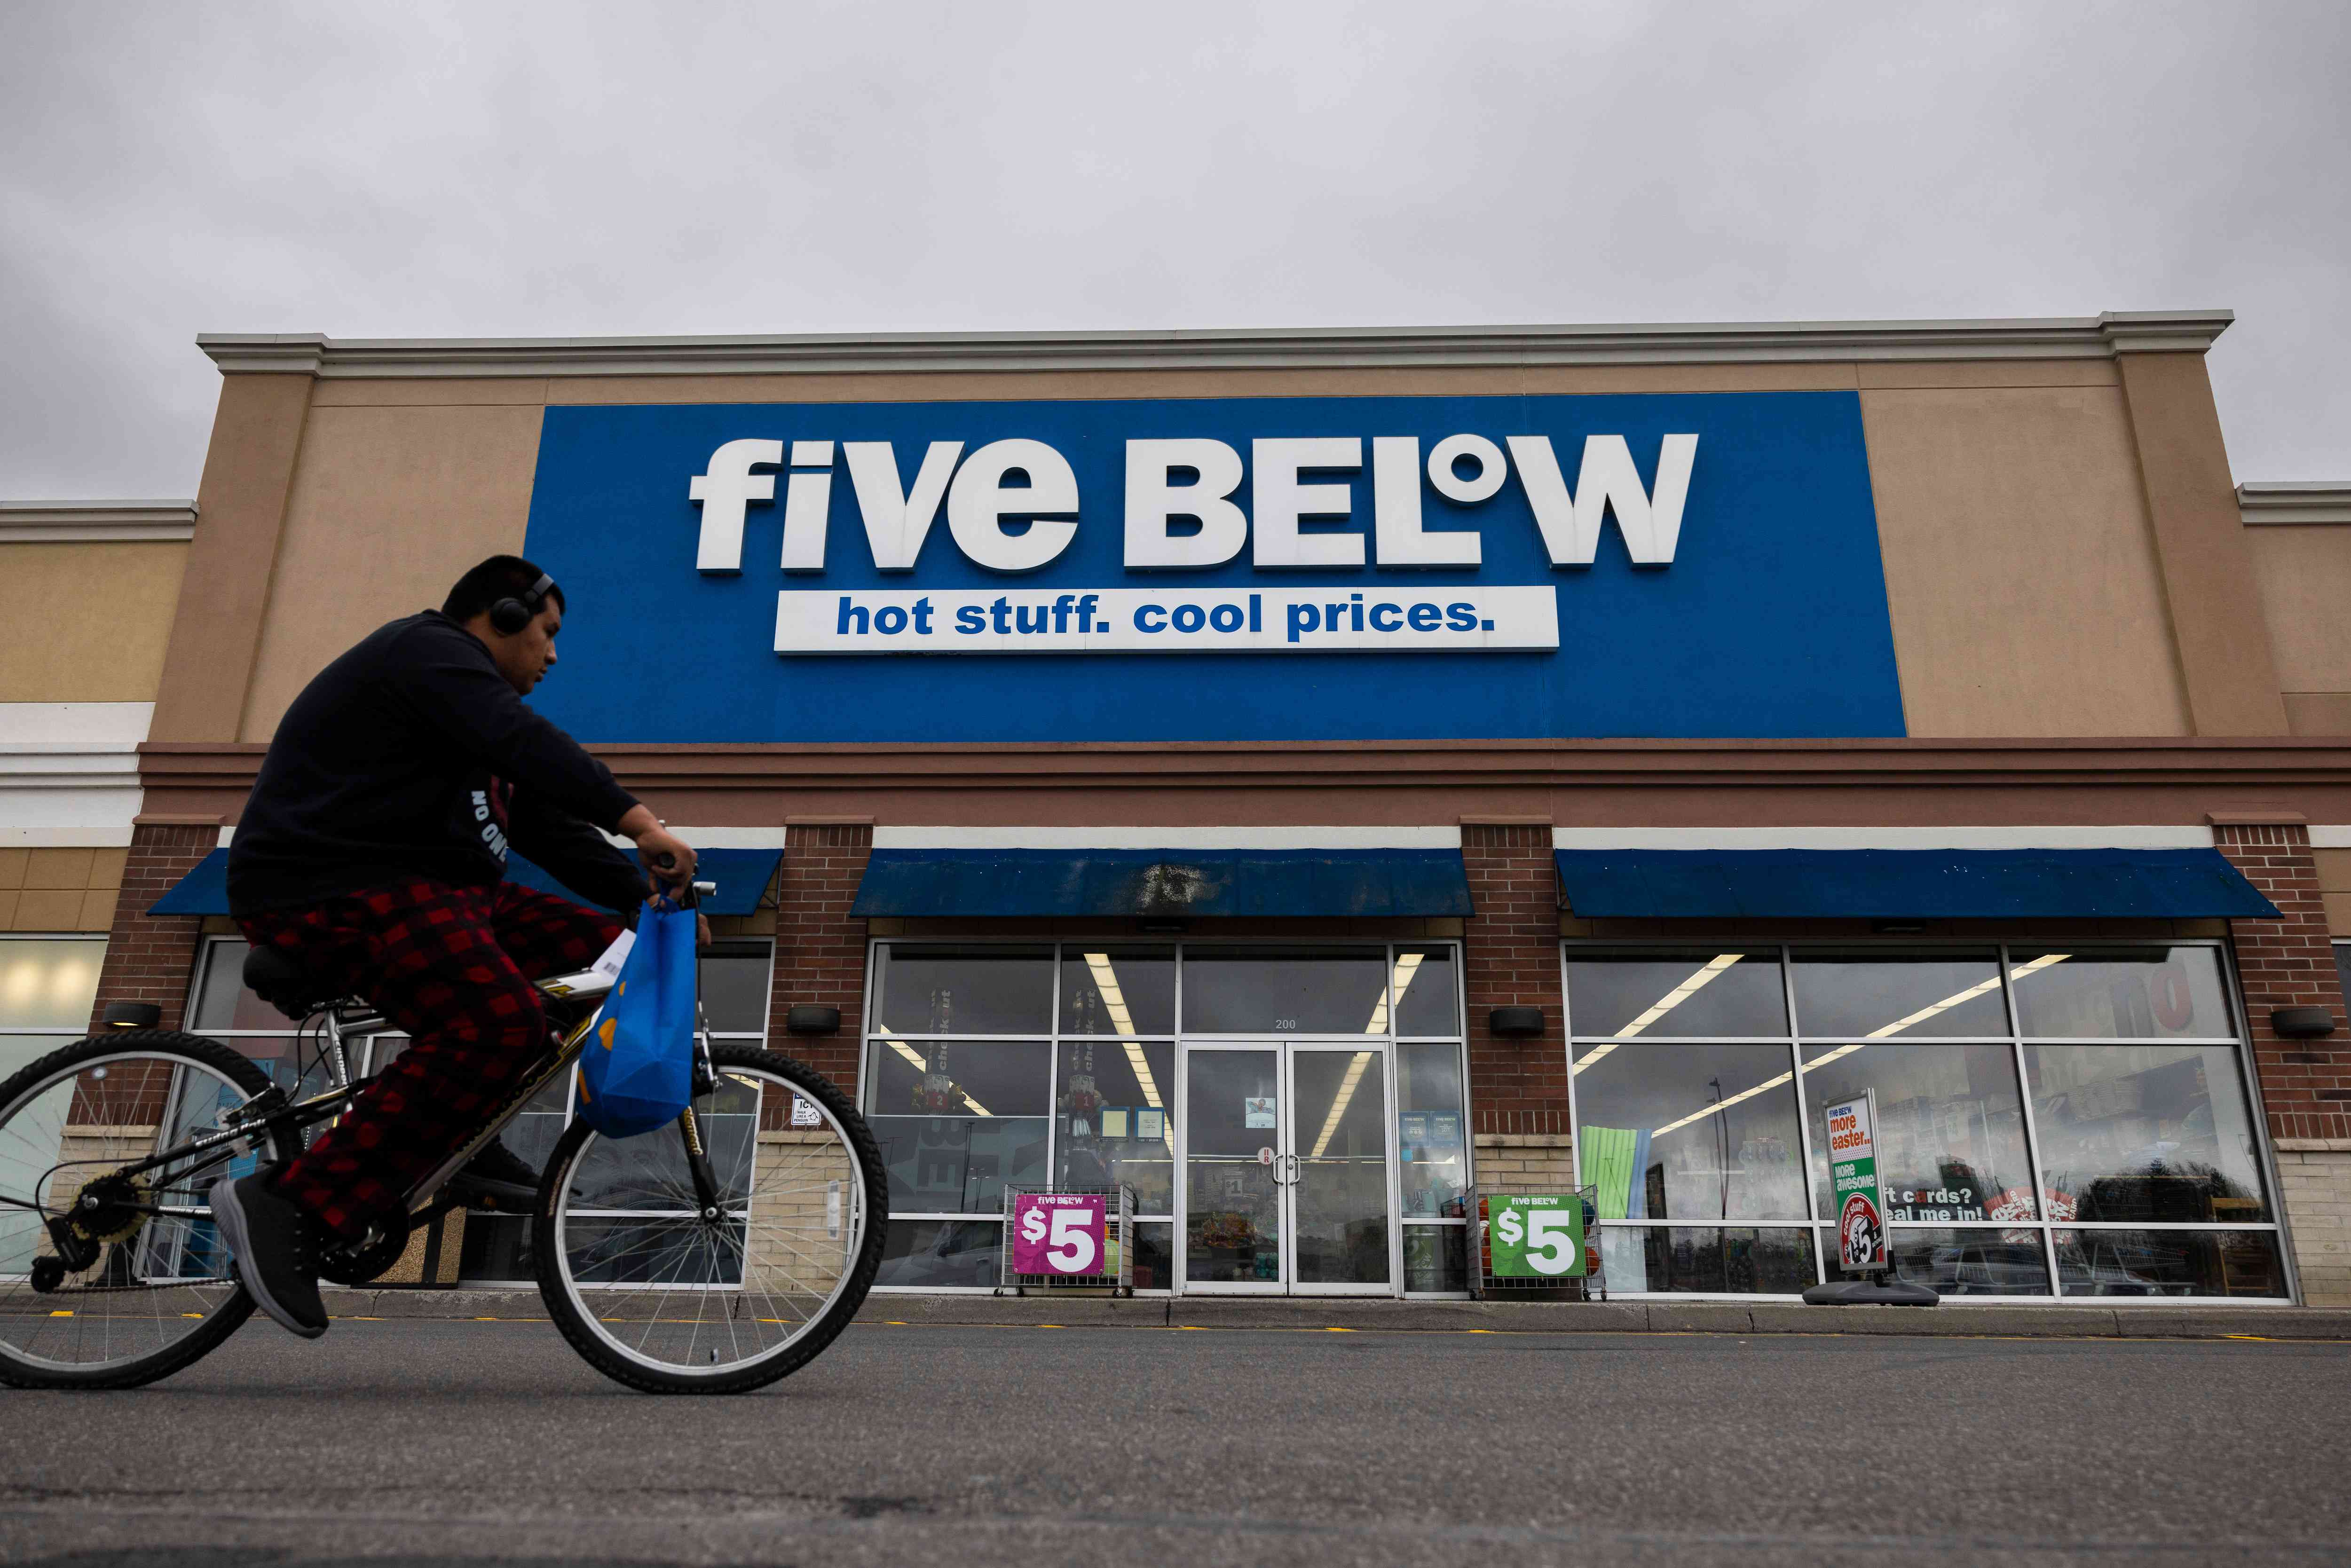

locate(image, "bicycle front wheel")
[[0, 1031, 300, 1389], [534, 1044, 887, 1394]]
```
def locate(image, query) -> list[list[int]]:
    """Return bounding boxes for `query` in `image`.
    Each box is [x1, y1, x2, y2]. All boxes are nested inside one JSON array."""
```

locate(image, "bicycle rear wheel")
[[534, 1044, 887, 1394], [0, 1032, 299, 1389]]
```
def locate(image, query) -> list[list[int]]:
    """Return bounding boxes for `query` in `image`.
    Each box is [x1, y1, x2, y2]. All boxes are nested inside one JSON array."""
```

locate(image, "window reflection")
[[1575, 1044, 1810, 1221], [1791, 951, 2006, 1039], [1182, 946, 1388, 1034], [696, 941, 773, 1034], [2012, 947, 2231, 1039], [2054, 1229, 2285, 1297], [1128, 1221, 1174, 1292], [1390, 948, 1459, 1037], [1598, 1227, 1816, 1294], [1060, 946, 1176, 1037], [874, 946, 1053, 1036], [1404, 1226, 1469, 1292], [1396, 1042, 1468, 1217], [864, 1038, 1051, 1213], [1563, 951, 1785, 1038], [1800, 1043, 2035, 1221], [1560, 944, 2282, 1300], [188, 938, 285, 1034], [2025, 1044, 2270, 1221], [1881, 1228, 2052, 1296], [876, 1218, 1004, 1289], [1054, 1034, 1175, 1213]]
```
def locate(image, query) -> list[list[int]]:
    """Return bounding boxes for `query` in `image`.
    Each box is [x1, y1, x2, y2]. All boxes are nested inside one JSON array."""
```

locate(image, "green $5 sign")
[[1487, 1194, 1586, 1277]]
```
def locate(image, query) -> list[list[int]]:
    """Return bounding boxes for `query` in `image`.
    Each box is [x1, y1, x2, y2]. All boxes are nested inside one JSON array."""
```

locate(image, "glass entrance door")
[[1181, 1043, 1396, 1295]]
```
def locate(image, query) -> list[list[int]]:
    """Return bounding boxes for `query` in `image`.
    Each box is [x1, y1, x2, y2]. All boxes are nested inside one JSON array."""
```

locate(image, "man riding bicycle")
[[212, 555, 699, 1340]]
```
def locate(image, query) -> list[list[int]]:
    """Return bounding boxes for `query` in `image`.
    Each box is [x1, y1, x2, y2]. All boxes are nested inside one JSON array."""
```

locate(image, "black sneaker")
[[209, 1173, 327, 1339], [448, 1137, 541, 1212]]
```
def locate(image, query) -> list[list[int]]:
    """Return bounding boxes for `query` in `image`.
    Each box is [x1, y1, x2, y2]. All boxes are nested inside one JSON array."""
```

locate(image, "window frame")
[[1561, 936, 2294, 1304], [862, 936, 1473, 1296]]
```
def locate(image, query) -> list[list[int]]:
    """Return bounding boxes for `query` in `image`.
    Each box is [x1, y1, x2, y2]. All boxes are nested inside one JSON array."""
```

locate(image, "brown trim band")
[[139, 736, 2351, 829]]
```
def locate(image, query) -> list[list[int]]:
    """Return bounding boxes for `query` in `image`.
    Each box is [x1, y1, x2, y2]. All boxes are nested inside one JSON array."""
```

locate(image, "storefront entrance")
[[1180, 1042, 1397, 1295]]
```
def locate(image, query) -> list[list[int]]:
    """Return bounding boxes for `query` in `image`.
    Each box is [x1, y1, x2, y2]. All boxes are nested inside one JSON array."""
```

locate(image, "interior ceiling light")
[[1573, 952, 1745, 1076], [1310, 1051, 1377, 1159], [1645, 953, 2076, 1141], [879, 1029, 991, 1117], [1363, 951, 1425, 1035], [1085, 951, 1169, 1144]]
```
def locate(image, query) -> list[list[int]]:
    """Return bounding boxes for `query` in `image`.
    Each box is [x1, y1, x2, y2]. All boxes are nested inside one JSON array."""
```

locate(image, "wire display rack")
[[997, 1182, 1136, 1296], [1467, 1185, 1605, 1301]]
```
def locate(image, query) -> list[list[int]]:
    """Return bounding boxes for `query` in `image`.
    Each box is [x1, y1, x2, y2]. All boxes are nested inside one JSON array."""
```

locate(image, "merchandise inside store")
[[1564, 943, 2287, 1299]]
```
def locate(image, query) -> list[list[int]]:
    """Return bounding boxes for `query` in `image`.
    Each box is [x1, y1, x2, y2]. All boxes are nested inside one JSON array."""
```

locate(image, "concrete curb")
[[329, 1287, 2351, 1339]]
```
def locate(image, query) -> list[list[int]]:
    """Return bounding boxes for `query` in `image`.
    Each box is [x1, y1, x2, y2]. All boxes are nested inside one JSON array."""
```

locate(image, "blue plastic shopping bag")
[[575, 897, 697, 1138]]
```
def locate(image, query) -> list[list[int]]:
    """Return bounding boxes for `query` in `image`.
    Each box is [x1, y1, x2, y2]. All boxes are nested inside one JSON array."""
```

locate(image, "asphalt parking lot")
[[3, 1317, 2346, 1568]]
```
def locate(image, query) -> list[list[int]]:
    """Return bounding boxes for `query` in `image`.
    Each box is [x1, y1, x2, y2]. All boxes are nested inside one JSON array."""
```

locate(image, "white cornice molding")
[[0, 501, 197, 543], [2240, 482, 2351, 526], [195, 311, 2236, 380]]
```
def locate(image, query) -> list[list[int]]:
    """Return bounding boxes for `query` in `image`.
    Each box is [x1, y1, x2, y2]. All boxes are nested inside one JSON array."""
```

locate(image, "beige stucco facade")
[[0, 539, 187, 705], [135, 318, 2301, 756], [0, 503, 195, 900]]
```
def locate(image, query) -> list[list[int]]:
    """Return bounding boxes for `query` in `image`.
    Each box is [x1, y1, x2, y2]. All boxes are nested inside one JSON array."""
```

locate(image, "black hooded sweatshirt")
[[227, 611, 645, 917]]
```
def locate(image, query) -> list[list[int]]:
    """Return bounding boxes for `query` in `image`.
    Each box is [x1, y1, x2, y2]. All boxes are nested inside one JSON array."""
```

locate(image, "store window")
[[1565, 943, 2284, 1300], [0, 936, 107, 1080], [865, 941, 1471, 1293], [182, 933, 778, 1283]]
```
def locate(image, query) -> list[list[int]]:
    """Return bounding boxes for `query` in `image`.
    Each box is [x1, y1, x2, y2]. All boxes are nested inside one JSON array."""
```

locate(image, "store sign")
[[1487, 1193, 1587, 1278], [523, 391, 1901, 742], [1826, 1092, 1889, 1273], [1011, 1192, 1104, 1276]]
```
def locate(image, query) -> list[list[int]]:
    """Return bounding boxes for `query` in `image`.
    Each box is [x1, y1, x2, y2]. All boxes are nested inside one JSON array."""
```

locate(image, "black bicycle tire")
[[0, 1030, 292, 1391], [532, 1044, 889, 1395]]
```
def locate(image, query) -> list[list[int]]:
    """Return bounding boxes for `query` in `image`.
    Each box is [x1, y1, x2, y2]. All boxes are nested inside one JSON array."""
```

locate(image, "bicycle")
[[0, 877, 888, 1394]]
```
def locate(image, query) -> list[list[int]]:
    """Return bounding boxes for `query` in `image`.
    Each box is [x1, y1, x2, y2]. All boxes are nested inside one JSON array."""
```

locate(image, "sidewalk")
[[325, 1288, 2351, 1339]]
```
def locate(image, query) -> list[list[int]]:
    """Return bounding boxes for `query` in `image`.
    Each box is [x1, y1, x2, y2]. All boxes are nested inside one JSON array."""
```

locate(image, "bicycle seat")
[[241, 946, 355, 1022]]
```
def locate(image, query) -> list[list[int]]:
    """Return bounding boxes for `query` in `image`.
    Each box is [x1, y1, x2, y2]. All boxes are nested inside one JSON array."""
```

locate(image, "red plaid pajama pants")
[[237, 879, 623, 1241]]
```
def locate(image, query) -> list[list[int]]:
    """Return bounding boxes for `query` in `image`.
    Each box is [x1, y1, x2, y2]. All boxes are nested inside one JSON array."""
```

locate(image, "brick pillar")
[[2216, 821, 2351, 1303], [1461, 823, 1568, 1137], [86, 821, 217, 1035], [768, 822, 872, 1095], [2213, 822, 2351, 1143]]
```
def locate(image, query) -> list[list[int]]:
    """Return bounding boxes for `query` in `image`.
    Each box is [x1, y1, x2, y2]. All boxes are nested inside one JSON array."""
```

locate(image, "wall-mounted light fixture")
[[786, 1004, 842, 1036], [1488, 1006, 1545, 1038], [2271, 1006, 2337, 1040], [103, 1002, 162, 1031]]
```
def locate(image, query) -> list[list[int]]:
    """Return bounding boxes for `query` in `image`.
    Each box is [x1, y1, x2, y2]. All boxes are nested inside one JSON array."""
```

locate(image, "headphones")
[[488, 572, 557, 636]]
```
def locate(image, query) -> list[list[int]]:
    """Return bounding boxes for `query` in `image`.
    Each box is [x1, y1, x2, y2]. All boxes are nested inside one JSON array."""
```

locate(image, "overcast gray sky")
[[2, 0, 2345, 498]]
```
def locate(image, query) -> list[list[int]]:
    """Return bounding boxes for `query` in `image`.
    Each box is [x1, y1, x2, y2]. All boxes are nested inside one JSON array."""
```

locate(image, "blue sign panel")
[[521, 391, 1903, 743]]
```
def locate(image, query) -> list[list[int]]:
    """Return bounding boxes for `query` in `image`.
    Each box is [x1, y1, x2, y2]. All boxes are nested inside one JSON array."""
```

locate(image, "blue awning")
[[851, 847, 1475, 919], [150, 846, 781, 917], [1552, 848, 2279, 921]]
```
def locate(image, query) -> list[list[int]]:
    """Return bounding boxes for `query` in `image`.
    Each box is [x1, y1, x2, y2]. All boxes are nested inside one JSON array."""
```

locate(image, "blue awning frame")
[[150, 846, 783, 918], [1552, 847, 2280, 922], [850, 846, 1475, 919]]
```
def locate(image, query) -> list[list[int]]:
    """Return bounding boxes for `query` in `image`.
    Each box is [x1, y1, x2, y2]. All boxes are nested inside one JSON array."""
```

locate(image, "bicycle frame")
[[32, 881, 726, 1270]]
